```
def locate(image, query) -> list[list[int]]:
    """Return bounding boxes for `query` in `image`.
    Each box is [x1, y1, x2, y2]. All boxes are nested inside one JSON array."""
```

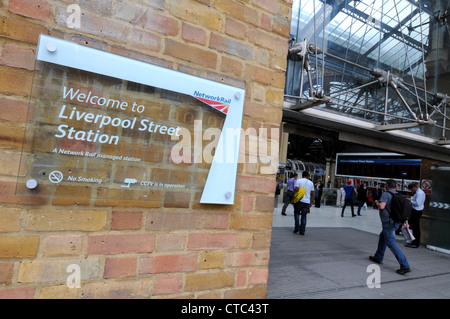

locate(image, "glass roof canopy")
[[285, 0, 450, 144]]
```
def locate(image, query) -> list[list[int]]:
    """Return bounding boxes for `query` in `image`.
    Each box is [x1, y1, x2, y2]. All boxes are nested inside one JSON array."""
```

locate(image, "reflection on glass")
[[17, 61, 226, 206]]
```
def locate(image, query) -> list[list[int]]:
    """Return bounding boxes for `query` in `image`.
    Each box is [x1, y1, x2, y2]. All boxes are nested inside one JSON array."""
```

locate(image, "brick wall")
[[0, 0, 291, 298]]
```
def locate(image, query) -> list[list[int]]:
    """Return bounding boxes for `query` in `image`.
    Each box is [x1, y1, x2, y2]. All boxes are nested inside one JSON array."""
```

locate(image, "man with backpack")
[[369, 179, 412, 275]]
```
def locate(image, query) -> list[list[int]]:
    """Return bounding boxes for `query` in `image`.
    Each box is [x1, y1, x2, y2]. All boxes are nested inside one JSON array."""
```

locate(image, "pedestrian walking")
[[292, 171, 314, 236], [341, 180, 357, 217], [372, 185, 382, 209], [370, 179, 412, 275], [356, 183, 368, 216], [281, 172, 298, 215]]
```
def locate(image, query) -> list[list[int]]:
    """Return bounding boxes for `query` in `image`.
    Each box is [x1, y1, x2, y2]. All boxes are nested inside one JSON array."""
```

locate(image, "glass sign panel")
[[16, 35, 245, 205]]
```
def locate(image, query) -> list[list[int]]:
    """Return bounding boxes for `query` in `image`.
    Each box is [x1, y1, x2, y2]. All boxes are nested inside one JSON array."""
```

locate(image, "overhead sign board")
[[335, 153, 421, 181], [16, 35, 245, 205]]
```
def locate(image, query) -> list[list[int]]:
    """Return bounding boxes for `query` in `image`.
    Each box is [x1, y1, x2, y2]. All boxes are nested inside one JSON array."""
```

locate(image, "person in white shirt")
[[293, 171, 314, 235], [406, 182, 425, 248]]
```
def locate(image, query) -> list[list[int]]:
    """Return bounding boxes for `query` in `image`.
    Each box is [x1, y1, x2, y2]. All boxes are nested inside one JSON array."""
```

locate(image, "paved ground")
[[267, 203, 450, 299]]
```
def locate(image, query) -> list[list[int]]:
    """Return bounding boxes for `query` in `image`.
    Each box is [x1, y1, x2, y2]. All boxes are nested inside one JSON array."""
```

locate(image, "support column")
[[330, 159, 336, 187], [325, 157, 331, 186], [279, 123, 289, 164]]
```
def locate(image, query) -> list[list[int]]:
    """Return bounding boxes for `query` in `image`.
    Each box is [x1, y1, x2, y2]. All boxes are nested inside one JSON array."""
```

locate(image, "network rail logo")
[[193, 90, 232, 114]]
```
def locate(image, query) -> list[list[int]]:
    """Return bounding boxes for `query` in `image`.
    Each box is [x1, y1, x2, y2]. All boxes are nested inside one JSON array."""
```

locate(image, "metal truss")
[[285, 0, 450, 145]]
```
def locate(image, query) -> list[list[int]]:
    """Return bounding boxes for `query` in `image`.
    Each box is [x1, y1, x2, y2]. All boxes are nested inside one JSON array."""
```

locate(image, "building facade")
[[0, 0, 291, 298]]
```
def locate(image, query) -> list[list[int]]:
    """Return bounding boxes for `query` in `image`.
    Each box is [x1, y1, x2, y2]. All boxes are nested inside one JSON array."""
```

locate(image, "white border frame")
[[36, 35, 245, 205]]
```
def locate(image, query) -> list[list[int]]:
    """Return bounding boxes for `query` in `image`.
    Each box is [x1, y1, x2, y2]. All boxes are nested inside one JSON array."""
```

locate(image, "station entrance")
[[277, 113, 450, 251], [279, 0, 450, 251]]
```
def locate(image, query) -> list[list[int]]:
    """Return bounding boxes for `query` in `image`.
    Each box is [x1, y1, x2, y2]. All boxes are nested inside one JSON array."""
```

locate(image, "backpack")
[[386, 191, 412, 222], [292, 186, 306, 203]]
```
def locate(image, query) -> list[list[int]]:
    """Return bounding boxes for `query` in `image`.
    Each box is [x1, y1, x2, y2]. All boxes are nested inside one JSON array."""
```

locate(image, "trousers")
[[374, 219, 411, 269], [293, 201, 309, 235]]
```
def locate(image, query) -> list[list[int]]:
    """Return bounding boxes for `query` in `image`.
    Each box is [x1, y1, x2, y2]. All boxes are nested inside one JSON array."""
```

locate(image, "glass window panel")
[[17, 59, 227, 205], [286, 0, 450, 140]]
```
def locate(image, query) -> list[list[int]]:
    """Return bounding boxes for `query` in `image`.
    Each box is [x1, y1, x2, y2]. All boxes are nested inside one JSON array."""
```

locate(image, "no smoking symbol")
[[422, 179, 432, 194], [49, 171, 64, 184]]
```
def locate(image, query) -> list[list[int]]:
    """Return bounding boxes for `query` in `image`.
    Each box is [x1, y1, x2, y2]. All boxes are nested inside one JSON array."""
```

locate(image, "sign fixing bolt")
[[46, 42, 57, 52]]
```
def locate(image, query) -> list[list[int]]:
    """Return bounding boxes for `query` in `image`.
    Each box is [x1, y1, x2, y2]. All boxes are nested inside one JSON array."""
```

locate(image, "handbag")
[[401, 223, 415, 244], [292, 186, 306, 203]]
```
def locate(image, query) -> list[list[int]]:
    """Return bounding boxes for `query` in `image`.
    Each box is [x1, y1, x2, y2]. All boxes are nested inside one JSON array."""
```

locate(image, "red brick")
[[248, 268, 268, 285], [156, 233, 186, 252], [204, 213, 229, 229], [255, 250, 270, 266], [142, 9, 179, 36], [272, 19, 291, 37], [236, 175, 276, 194], [0, 44, 35, 70], [81, 279, 152, 299], [209, 33, 253, 60], [130, 29, 161, 52], [0, 263, 14, 284], [182, 23, 207, 45], [111, 211, 143, 230], [114, 3, 178, 36], [260, 13, 271, 31], [0, 287, 35, 299], [9, 0, 50, 21], [153, 275, 183, 295], [187, 233, 239, 250], [242, 196, 254, 211], [87, 234, 155, 255], [164, 38, 217, 69], [139, 253, 197, 274], [163, 191, 190, 208], [252, 232, 272, 248], [215, 0, 258, 26], [220, 56, 243, 77], [0, 182, 47, 205], [248, 28, 288, 55], [43, 235, 83, 257], [227, 251, 255, 267], [255, 195, 275, 212], [54, 7, 128, 43], [244, 64, 273, 85], [225, 18, 247, 39], [104, 257, 137, 278], [236, 269, 247, 286], [253, 0, 281, 14], [146, 212, 203, 231], [0, 97, 29, 122]]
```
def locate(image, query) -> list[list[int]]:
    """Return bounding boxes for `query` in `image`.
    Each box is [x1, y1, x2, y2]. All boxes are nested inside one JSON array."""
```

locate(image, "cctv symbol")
[[122, 178, 137, 188]]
